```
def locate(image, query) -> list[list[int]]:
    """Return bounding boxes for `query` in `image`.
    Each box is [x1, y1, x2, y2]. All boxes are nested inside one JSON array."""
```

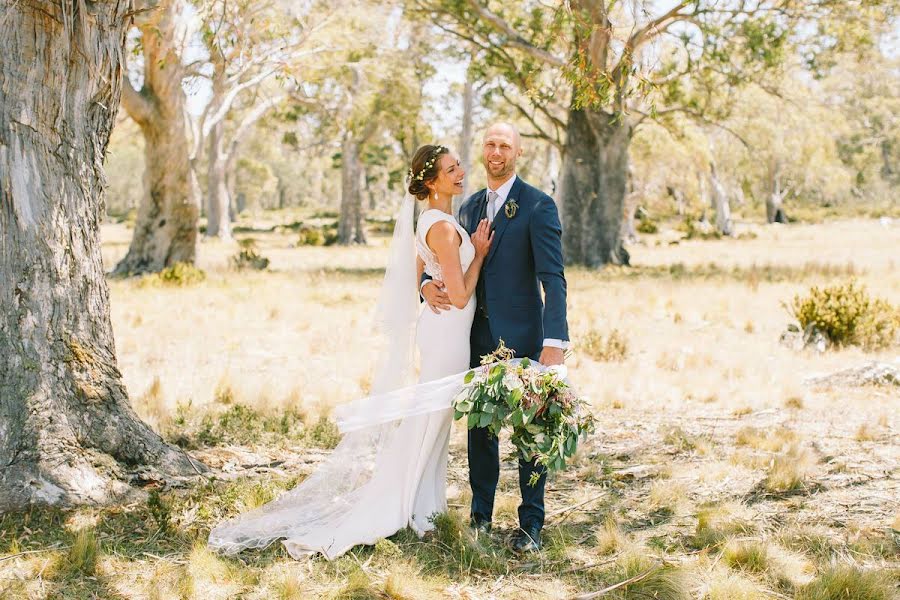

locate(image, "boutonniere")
[[504, 199, 519, 219]]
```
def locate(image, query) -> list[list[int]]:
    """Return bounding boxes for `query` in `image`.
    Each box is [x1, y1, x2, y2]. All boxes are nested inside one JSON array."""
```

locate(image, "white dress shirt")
[[486, 174, 517, 223], [423, 174, 569, 352]]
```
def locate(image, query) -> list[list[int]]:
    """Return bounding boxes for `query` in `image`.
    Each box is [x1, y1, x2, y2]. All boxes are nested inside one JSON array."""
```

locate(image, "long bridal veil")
[[208, 195, 468, 559]]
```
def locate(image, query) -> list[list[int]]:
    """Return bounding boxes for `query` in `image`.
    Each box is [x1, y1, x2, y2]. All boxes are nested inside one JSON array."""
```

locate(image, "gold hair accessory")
[[406, 145, 447, 183]]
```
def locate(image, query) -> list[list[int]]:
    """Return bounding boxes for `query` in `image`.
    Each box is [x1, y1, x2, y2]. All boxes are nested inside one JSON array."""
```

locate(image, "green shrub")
[[298, 224, 339, 246], [138, 262, 206, 287], [192, 404, 307, 447], [305, 415, 341, 449], [298, 227, 325, 246], [231, 238, 270, 270], [788, 280, 899, 350], [637, 218, 659, 234]]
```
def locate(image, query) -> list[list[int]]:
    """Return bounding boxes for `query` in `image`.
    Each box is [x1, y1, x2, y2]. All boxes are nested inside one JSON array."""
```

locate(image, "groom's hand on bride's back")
[[423, 280, 451, 313]]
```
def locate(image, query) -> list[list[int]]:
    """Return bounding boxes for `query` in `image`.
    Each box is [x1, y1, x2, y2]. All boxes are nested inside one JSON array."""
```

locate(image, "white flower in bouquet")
[[502, 372, 524, 392]]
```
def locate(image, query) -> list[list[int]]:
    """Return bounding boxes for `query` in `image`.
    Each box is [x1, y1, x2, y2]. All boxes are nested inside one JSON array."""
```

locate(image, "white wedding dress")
[[208, 208, 475, 560]]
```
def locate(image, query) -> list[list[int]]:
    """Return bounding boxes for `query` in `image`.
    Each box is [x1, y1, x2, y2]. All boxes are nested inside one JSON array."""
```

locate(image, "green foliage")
[[298, 223, 339, 246], [138, 262, 206, 287], [231, 238, 270, 271], [170, 403, 310, 448], [636, 216, 659, 234], [788, 280, 900, 350], [305, 415, 341, 450], [796, 566, 894, 600], [580, 328, 628, 362], [452, 353, 595, 481]]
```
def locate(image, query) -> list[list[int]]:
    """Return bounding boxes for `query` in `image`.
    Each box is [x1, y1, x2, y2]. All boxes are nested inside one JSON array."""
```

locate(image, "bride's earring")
[[433, 191, 438, 201]]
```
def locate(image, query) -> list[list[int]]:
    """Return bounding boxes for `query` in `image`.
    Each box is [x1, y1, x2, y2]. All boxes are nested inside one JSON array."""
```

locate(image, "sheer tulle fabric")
[[208, 200, 475, 559]]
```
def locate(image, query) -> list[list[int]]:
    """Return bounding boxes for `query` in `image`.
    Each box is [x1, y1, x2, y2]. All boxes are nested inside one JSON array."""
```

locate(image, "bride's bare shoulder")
[[424, 219, 461, 250]]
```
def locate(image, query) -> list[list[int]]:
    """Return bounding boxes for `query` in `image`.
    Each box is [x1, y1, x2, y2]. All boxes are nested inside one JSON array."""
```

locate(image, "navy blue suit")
[[454, 176, 569, 531]]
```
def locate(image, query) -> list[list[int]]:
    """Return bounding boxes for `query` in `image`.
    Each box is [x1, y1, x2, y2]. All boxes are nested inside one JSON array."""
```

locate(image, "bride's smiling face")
[[427, 153, 465, 197]]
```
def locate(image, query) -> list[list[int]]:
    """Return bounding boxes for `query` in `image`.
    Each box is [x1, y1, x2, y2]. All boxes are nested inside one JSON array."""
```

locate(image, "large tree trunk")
[[114, 0, 198, 275], [205, 120, 232, 239], [0, 1, 203, 511], [559, 109, 631, 266], [338, 136, 367, 245]]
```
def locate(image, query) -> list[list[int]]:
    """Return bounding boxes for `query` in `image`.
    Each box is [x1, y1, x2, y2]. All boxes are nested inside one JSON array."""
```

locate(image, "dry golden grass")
[[764, 444, 819, 494], [1, 217, 897, 599]]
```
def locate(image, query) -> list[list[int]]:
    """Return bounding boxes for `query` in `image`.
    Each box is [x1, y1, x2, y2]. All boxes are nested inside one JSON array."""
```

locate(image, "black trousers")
[[468, 312, 547, 530]]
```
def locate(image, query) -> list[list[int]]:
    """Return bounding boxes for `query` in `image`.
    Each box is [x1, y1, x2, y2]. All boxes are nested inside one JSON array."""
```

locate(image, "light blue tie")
[[487, 191, 499, 222]]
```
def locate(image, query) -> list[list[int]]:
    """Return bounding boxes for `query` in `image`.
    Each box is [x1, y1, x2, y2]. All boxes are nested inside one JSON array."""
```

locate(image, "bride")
[[208, 144, 492, 559]]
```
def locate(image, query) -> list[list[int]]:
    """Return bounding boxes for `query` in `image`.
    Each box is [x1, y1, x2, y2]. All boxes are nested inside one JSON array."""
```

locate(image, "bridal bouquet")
[[451, 344, 595, 484]]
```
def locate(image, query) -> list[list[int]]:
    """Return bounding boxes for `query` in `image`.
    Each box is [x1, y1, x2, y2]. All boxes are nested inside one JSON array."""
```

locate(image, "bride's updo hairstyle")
[[407, 144, 449, 200]]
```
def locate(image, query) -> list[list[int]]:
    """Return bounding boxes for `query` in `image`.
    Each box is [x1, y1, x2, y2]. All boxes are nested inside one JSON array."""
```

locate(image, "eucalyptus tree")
[[191, 0, 334, 239], [115, 0, 199, 275], [413, 0, 887, 265], [1, 1, 202, 510]]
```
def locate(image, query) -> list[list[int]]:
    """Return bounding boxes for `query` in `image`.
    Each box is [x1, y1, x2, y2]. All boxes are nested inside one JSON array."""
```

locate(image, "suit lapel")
[[486, 176, 523, 265], [468, 189, 487, 235]]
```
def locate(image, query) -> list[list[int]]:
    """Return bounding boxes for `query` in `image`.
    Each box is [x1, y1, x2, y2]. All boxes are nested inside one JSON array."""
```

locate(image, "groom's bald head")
[[483, 122, 521, 151], [482, 122, 522, 183]]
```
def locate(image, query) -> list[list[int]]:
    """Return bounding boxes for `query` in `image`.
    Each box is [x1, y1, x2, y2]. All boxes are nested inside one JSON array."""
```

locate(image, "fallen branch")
[[570, 568, 656, 599], [547, 492, 606, 521]]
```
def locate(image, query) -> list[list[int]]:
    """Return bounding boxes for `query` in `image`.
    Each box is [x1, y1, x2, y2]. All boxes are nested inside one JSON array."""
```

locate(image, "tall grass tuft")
[[330, 567, 383, 599], [764, 444, 817, 494], [795, 565, 894, 600], [722, 541, 770, 573], [615, 552, 690, 600], [63, 528, 99, 577], [693, 503, 755, 549], [419, 511, 505, 575]]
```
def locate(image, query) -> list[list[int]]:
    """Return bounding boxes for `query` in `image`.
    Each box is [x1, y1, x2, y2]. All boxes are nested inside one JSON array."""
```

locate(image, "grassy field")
[[1, 216, 898, 599]]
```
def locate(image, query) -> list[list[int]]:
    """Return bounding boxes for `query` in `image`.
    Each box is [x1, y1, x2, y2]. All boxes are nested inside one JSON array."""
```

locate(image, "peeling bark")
[[0, 0, 204, 511]]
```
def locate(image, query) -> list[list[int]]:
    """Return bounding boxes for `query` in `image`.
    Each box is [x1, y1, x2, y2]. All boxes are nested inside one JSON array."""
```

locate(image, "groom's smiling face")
[[482, 124, 521, 182]]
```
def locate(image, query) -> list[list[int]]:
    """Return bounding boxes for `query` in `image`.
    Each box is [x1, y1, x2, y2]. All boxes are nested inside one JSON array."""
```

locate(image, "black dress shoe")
[[511, 525, 541, 553], [469, 518, 492, 535]]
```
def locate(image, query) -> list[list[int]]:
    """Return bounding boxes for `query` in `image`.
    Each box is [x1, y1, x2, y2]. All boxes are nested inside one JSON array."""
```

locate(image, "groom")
[[423, 122, 569, 553]]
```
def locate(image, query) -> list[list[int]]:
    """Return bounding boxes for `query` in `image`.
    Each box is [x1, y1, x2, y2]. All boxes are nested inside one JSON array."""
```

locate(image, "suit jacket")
[[453, 176, 569, 360]]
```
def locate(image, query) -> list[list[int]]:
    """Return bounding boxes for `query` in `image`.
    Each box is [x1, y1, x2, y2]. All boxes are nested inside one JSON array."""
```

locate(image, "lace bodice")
[[416, 209, 475, 281]]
